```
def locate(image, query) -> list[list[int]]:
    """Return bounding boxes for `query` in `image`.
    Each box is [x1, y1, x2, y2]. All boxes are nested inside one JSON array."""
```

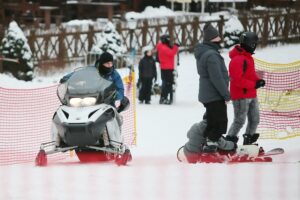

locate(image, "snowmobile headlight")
[[81, 97, 97, 106], [70, 98, 82, 107], [69, 97, 97, 107]]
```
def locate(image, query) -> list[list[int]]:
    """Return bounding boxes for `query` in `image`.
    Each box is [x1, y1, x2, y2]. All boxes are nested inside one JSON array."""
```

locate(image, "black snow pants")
[[139, 77, 153, 102], [203, 100, 228, 142], [160, 69, 174, 101]]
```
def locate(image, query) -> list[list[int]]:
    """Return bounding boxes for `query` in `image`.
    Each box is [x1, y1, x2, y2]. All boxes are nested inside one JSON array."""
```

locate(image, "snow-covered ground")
[[0, 44, 300, 200]]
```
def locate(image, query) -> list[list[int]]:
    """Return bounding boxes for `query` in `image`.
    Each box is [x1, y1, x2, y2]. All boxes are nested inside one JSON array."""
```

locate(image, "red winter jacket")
[[229, 45, 260, 100], [156, 42, 178, 70]]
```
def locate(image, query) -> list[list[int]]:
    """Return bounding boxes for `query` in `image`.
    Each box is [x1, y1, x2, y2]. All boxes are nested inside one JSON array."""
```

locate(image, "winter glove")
[[117, 96, 130, 113], [255, 79, 265, 89]]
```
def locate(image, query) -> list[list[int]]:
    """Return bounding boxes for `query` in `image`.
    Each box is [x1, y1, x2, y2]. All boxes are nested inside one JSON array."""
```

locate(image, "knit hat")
[[98, 52, 113, 64], [95, 52, 114, 74], [203, 23, 220, 42]]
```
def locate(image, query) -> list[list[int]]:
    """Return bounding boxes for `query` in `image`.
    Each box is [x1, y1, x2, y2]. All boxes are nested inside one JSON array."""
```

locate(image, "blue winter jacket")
[[60, 65, 124, 101]]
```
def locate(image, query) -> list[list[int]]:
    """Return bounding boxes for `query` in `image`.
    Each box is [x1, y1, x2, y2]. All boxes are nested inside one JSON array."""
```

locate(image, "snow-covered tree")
[[223, 16, 244, 49], [0, 21, 34, 81], [91, 21, 127, 58]]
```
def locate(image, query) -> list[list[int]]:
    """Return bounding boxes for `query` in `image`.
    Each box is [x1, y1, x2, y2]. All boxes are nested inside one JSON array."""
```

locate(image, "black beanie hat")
[[98, 52, 113, 65], [203, 23, 220, 42], [95, 52, 114, 74]]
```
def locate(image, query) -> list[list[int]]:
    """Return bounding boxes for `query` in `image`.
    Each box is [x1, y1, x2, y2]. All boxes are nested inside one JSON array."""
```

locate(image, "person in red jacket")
[[156, 34, 179, 105], [226, 32, 266, 145]]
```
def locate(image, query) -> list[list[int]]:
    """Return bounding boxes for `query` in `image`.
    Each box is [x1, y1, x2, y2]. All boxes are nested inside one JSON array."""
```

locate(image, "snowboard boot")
[[243, 133, 260, 145], [225, 135, 239, 144], [202, 139, 218, 153]]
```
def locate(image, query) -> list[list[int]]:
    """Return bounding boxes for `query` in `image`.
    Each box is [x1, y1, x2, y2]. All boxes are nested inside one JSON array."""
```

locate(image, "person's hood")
[[229, 45, 252, 59], [194, 41, 219, 60]]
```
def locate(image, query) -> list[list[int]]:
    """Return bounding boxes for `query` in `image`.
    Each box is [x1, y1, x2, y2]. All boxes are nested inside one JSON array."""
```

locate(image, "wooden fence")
[[1, 11, 300, 70]]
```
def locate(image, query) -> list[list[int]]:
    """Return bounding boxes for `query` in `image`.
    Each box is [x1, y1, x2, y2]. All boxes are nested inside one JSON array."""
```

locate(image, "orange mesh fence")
[[0, 79, 136, 165], [255, 59, 300, 139]]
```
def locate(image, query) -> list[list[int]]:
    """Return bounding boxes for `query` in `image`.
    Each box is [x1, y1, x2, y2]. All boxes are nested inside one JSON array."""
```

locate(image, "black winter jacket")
[[138, 56, 157, 80]]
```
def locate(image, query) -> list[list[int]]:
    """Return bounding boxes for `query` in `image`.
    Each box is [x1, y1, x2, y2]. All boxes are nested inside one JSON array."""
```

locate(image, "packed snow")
[[0, 5, 299, 199], [0, 43, 300, 200]]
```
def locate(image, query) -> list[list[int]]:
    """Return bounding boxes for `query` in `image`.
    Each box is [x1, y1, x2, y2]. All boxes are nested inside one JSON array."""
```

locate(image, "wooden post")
[[156, 23, 161, 46], [168, 18, 174, 42], [107, 5, 113, 21], [28, 29, 35, 59], [192, 17, 199, 48], [262, 13, 269, 47], [87, 25, 94, 52], [284, 12, 290, 42], [218, 15, 225, 42], [142, 19, 148, 48], [58, 27, 67, 63], [181, 22, 186, 48], [74, 28, 79, 57], [0, 57, 3, 73]]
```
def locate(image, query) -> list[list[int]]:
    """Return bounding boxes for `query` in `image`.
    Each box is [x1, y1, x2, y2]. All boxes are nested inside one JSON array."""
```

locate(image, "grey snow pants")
[[227, 98, 260, 137]]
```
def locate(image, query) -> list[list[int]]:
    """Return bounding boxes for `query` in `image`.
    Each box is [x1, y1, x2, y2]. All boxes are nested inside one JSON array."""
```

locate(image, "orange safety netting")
[[0, 76, 136, 165], [255, 59, 300, 139]]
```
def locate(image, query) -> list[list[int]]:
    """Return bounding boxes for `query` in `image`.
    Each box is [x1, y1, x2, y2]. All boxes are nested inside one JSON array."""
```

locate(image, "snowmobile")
[[35, 67, 132, 166]]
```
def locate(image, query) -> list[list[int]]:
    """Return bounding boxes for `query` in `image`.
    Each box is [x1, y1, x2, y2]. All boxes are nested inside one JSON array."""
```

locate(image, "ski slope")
[[0, 44, 300, 200]]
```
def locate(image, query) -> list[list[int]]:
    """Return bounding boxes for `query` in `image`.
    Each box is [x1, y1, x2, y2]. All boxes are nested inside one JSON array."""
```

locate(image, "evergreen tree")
[[91, 21, 127, 58], [0, 21, 34, 81], [223, 16, 244, 49]]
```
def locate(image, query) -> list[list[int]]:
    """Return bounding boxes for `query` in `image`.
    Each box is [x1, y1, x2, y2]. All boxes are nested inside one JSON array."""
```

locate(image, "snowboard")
[[177, 145, 284, 164]]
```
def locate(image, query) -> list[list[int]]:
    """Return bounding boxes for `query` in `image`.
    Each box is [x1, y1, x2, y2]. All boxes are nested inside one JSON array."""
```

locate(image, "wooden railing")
[[1, 11, 300, 70]]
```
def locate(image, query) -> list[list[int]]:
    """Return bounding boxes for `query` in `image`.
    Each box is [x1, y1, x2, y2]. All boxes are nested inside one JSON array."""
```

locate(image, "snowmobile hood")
[[229, 45, 252, 59], [66, 67, 114, 96], [194, 42, 219, 60]]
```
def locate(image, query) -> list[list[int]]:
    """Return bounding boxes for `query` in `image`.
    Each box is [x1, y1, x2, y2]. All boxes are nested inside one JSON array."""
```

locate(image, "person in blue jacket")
[[60, 52, 129, 112]]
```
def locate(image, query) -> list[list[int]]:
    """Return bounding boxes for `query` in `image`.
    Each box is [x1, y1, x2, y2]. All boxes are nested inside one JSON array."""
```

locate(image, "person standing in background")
[[156, 34, 179, 105], [138, 46, 157, 104]]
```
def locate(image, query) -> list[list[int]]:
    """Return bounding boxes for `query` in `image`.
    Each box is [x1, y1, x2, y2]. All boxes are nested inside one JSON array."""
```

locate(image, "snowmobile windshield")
[[57, 67, 116, 105]]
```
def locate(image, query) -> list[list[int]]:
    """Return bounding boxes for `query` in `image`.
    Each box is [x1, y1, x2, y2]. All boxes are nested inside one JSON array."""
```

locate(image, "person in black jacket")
[[138, 46, 157, 104]]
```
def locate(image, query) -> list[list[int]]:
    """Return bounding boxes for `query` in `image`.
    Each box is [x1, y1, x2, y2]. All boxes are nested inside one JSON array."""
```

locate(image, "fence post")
[[0, 57, 2, 73], [239, 15, 248, 31], [181, 21, 186, 48], [218, 15, 225, 39], [142, 19, 148, 48], [74, 28, 80, 57], [192, 16, 199, 50], [87, 25, 95, 52], [262, 13, 269, 47], [58, 27, 67, 63], [27, 29, 36, 61], [156, 22, 161, 46], [284, 12, 290, 42], [168, 18, 175, 42]]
